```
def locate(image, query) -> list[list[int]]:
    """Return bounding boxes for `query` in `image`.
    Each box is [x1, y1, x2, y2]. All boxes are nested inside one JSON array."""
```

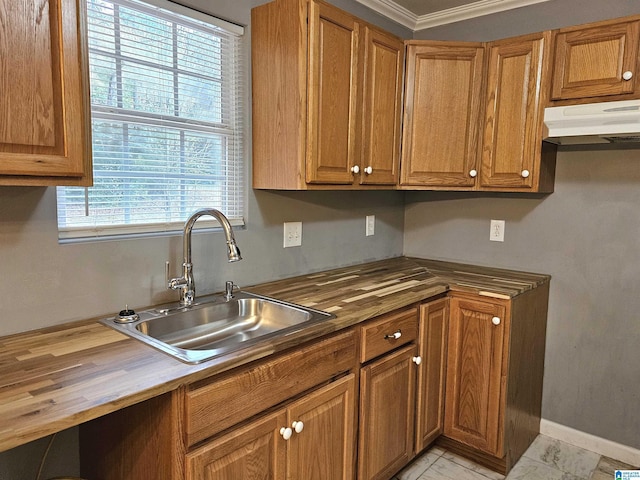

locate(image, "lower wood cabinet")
[[80, 330, 357, 480], [415, 298, 449, 452], [358, 344, 417, 480], [440, 284, 550, 475], [186, 374, 356, 480], [444, 295, 507, 455]]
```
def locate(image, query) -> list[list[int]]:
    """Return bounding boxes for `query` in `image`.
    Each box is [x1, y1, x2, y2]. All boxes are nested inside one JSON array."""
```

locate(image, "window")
[[57, 0, 244, 240]]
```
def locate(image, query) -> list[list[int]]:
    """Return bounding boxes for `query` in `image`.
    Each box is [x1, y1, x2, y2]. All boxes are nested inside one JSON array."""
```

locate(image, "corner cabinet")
[[0, 0, 92, 186], [440, 284, 550, 475], [251, 0, 404, 190], [551, 17, 640, 102], [401, 33, 557, 193]]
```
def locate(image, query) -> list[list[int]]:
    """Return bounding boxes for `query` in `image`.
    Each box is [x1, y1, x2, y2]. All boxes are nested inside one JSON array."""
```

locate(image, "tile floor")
[[392, 435, 635, 480]]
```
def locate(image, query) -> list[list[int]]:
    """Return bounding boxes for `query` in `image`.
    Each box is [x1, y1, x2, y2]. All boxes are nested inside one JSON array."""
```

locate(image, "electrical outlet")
[[490, 220, 505, 242], [283, 222, 302, 247], [366, 215, 375, 236]]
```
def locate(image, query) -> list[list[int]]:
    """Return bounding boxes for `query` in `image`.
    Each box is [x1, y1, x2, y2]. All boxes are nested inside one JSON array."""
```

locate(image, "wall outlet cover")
[[283, 222, 302, 247], [490, 219, 505, 242]]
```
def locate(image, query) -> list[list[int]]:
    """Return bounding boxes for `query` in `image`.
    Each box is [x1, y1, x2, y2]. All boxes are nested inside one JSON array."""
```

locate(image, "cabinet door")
[[0, 0, 91, 185], [415, 298, 448, 452], [306, 0, 359, 184], [287, 374, 356, 480], [186, 411, 287, 480], [358, 344, 416, 480], [552, 20, 640, 100], [359, 27, 404, 185], [400, 42, 484, 188], [480, 32, 550, 190], [444, 295, 507, 456]]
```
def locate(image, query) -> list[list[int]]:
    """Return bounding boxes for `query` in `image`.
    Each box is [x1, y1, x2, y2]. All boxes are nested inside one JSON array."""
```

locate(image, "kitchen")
[[1, 0, 639, 478]]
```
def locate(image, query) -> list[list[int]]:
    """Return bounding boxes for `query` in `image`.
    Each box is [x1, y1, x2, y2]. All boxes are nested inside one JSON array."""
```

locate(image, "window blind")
[[57, 0, 245, 240]]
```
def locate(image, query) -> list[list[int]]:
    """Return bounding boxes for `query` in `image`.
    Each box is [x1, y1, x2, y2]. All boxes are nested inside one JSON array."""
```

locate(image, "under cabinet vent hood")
[[543, 99, 640, 145]]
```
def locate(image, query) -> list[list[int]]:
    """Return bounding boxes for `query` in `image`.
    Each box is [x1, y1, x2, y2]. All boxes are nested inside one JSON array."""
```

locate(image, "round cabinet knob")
[[469, 169, 477, 178], [492, 316, 501, 326], [280, 427, 293, 440], [521, 169, 530, 178], [412, 356, 422, 365], [385, 330, 402, 340], [292, 421, 304, 434], [363, 166, 373, 175], [623, 71, 633, 81], [350, 165, 360, 174]]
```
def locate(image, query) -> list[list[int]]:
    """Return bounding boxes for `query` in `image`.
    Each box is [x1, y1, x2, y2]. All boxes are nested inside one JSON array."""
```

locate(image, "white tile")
[[418, 457, 501, 480], [442, 451, 505, 480], [397, 447, 446, 480], [522, 435, 600, 478], [506, 456, 586, 480]]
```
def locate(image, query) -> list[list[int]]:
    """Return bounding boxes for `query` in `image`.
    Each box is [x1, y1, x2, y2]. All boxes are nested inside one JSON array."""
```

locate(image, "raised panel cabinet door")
[[444, 295, 507, 456], [400, 42, 484, 188], [359, 26, 404, 185], [415, 298, 449, 452], [552, 20, 640, 100], [0, 0, 91, 184], [358, 344, 417, 480], [186, 410, 287, 480], [287, 374, 356, 480], [306, 0, 359, 184], [480, 32, 550, 191]]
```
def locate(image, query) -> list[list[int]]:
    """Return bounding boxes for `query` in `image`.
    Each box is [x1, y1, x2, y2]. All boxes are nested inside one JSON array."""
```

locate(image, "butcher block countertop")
[[0, 256, 549, 453]]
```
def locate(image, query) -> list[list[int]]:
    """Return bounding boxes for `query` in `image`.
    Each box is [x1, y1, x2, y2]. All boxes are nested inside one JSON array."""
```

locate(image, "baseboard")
[[540, 419, 640, 466]]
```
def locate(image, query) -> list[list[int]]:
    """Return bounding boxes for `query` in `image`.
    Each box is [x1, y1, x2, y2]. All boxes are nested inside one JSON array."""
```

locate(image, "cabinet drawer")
[[185, 330, 356, 446], [360, 307, 418, 363]]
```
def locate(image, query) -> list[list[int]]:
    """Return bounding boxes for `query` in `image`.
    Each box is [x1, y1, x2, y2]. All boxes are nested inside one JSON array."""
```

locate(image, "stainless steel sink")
[[101, 292, 335, 364]]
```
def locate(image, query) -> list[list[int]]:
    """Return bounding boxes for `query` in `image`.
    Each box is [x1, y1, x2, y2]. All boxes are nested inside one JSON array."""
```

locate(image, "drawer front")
[[185, 330, 356, 446], [360, 307, 418, 363]]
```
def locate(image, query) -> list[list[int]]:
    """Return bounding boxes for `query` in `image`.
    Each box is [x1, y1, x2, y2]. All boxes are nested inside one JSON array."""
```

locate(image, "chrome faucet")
[[167, 208, 242, 306]]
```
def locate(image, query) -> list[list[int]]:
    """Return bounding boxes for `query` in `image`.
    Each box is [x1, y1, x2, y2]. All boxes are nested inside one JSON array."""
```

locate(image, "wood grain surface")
[[0, 256, 549, 453]]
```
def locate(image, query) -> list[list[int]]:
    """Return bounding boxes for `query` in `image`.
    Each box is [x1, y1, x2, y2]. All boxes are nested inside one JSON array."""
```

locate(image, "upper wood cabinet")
[[251, 0, 404, 189], [400, 42, 485, 189], [0, 0, 92, 186], [551, 17, 640, 102], [479, 32, 556, 192], [306, 1, 360, 185], [359, 26, 404, 185], [402, 33, 556, 193]]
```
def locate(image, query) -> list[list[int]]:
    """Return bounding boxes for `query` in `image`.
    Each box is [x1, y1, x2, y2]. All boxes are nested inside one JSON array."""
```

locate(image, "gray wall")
[[0, 0, 405, 477], [406, 0, 640, 451]]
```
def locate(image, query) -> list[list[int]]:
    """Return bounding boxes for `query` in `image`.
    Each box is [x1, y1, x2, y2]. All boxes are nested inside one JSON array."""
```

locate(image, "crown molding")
[[354, 0, 419, 30], [354, 0, 554, 31]]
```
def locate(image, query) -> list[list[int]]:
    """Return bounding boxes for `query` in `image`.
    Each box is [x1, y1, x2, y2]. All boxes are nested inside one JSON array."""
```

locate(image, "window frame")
[[56, 0, 246, 242]]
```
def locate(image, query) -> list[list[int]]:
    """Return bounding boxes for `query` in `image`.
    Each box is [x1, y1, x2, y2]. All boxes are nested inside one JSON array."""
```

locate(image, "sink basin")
[[101, 292, 335, 364]]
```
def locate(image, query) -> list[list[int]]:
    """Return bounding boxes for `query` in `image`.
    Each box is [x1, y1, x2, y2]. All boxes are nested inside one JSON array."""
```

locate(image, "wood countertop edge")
[[0, 256, 549, 453]]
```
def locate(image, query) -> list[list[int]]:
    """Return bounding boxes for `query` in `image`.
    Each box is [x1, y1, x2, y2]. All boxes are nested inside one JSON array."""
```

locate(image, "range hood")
[[543, 99, 640, 145]]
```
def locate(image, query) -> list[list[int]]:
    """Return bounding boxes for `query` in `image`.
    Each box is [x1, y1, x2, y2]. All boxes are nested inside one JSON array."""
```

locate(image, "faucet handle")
[[166, 261, 187, 290]]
